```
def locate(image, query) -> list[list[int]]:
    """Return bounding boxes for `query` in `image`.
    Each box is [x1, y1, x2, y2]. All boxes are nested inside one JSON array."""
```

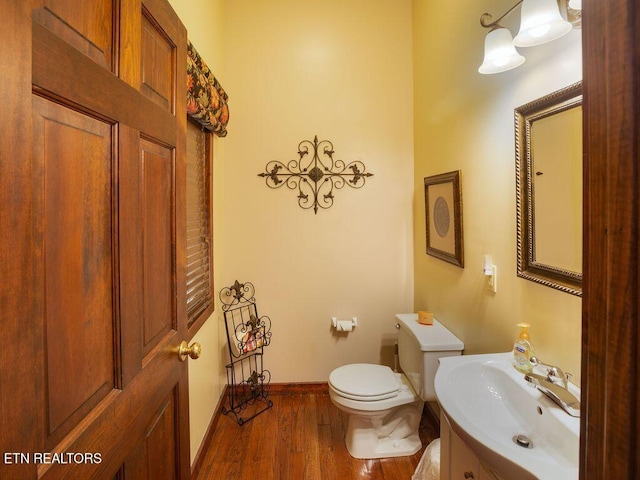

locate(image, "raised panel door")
[[0, 1, 190, 479]]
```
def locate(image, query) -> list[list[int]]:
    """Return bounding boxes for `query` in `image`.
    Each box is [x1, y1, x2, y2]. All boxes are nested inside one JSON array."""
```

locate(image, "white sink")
[[435, 352, 580, 480]]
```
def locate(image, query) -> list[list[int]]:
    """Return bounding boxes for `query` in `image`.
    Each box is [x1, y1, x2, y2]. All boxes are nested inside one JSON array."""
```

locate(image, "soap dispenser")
[[513, 323, 535, 373]]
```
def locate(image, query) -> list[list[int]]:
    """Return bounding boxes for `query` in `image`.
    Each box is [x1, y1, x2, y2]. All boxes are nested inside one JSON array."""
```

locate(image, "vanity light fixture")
[[478, 0, 580, 75], [478, 26, 525, 74]]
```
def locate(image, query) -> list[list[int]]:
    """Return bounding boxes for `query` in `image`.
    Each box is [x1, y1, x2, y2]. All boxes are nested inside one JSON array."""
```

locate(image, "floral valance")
[[187, 40, 229, 137]]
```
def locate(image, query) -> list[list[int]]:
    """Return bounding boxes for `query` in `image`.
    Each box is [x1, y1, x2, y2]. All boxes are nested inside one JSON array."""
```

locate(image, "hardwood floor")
[[193, 388, 439, 480]]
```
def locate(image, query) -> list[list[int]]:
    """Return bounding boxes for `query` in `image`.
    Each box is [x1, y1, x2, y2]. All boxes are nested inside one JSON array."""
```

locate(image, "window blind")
[[186, 120, 213, 325]]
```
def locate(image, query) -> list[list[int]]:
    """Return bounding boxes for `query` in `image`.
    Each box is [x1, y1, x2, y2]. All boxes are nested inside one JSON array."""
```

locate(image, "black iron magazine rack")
[[219, 280, 272, 425]]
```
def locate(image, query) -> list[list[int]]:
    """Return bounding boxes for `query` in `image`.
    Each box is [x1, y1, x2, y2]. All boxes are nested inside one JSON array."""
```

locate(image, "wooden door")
[[581, 0, 640, 478], [0, 1, 192, 479]]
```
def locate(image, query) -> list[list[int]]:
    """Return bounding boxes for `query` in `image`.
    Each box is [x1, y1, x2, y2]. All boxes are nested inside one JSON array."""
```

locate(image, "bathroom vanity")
[[440, 411, 503, 480], [434, 353, 579, 480]]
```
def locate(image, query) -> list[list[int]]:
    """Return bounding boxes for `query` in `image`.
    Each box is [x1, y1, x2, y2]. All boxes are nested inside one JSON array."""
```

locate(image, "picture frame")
[[424, 170, 464, 267]]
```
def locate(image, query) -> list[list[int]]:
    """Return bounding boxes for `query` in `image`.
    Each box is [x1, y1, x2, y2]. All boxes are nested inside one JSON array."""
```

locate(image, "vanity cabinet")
[[440, 412, 502, 480]]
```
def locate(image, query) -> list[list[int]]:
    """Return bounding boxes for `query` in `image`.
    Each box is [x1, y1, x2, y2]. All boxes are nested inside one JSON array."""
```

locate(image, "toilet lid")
[[329, 364, 400, 401]]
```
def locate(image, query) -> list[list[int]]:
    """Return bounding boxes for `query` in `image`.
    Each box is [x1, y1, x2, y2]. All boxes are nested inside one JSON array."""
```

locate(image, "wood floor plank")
[[316, 391, 332, 426], [325, 393, 357, 479], [301, 395, 322, 480], [317, 423, 340, 479], [274, 394, 296, 479], [240, 400, 277, 480], [380, 456, 417, 480], [291, 394, 308, 453], [194, 390, 438, 480]]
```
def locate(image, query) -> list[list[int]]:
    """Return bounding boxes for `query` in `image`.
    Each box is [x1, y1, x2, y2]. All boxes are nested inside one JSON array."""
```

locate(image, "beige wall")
[[412, 0, 582, 379], [167, 0, 228, 465], [171, 0, 582, 464], [222, 0, 415, 382], [171, 0, 414, 463]]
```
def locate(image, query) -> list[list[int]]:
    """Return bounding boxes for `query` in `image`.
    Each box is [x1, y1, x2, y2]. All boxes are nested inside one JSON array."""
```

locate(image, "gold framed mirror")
[[515, 82, 582, 296]]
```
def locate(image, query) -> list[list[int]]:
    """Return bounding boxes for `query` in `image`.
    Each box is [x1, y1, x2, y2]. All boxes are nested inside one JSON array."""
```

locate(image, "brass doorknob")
[[178, 341, 201, 361]]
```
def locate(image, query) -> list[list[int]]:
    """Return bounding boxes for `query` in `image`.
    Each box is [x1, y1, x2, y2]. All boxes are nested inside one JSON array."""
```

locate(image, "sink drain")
[[513, 434, 534, 449]]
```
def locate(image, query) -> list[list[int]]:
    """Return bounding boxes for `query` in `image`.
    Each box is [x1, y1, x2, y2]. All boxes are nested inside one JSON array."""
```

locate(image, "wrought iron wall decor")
[[220, 280, 273, 425], [258, 135, 374, 214]]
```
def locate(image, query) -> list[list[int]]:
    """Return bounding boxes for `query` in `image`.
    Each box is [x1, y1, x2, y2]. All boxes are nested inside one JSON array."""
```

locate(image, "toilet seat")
[[329, 368, 421, 414], [329, 364, 400, 401]]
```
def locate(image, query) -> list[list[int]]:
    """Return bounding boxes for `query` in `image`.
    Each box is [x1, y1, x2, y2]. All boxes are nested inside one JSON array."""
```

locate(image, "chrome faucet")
[[529, 356, 571, 387], [523, 357, 580, 417]]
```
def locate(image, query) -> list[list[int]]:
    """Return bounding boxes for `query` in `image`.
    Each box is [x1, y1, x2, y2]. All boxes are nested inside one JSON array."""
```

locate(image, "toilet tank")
[[396, 313, 464, 401]]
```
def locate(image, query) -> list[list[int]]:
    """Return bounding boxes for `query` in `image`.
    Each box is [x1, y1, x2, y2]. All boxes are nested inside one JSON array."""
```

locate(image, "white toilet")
[[328, 313, 464, 459]]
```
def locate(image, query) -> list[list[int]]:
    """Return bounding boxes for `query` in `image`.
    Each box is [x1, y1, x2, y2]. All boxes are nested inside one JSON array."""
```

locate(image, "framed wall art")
[[424, 170, 464, 267]]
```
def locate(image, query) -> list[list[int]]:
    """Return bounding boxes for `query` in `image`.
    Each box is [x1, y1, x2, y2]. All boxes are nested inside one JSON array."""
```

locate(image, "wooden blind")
[[186, 119, 213, 326]]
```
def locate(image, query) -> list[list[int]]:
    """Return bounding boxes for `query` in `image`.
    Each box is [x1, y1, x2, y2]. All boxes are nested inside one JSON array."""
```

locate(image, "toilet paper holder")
[[331, 317, 358, 331]]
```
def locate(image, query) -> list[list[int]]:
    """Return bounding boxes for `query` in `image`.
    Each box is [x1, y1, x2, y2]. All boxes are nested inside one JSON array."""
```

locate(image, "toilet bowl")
[[329, 313, 464, 459], [329, 363, 424, 458]]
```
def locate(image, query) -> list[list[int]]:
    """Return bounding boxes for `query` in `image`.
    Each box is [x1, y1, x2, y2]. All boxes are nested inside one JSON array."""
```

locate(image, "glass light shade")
[[478, 28, 525, 74], [568, 0, 581, 9], [514, 0, 572, 47]]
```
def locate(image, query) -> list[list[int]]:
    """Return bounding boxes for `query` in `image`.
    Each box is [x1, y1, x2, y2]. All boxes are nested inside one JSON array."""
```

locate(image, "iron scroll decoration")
[[258, 136, 374, 214], [219, 280, 273, 425], [219, 280, 273, 354]]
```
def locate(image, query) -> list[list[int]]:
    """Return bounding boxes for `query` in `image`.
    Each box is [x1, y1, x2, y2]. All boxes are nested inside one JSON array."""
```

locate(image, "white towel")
[[412, 438, 440, 480]]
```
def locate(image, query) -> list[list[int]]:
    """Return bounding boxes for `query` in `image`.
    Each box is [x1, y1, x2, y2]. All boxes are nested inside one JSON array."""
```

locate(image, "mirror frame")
[[515, 81, 583, 297]]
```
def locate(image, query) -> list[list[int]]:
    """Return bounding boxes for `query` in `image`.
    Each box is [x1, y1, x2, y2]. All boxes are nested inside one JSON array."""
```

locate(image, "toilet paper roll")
[[337, 320, 353, 332]]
